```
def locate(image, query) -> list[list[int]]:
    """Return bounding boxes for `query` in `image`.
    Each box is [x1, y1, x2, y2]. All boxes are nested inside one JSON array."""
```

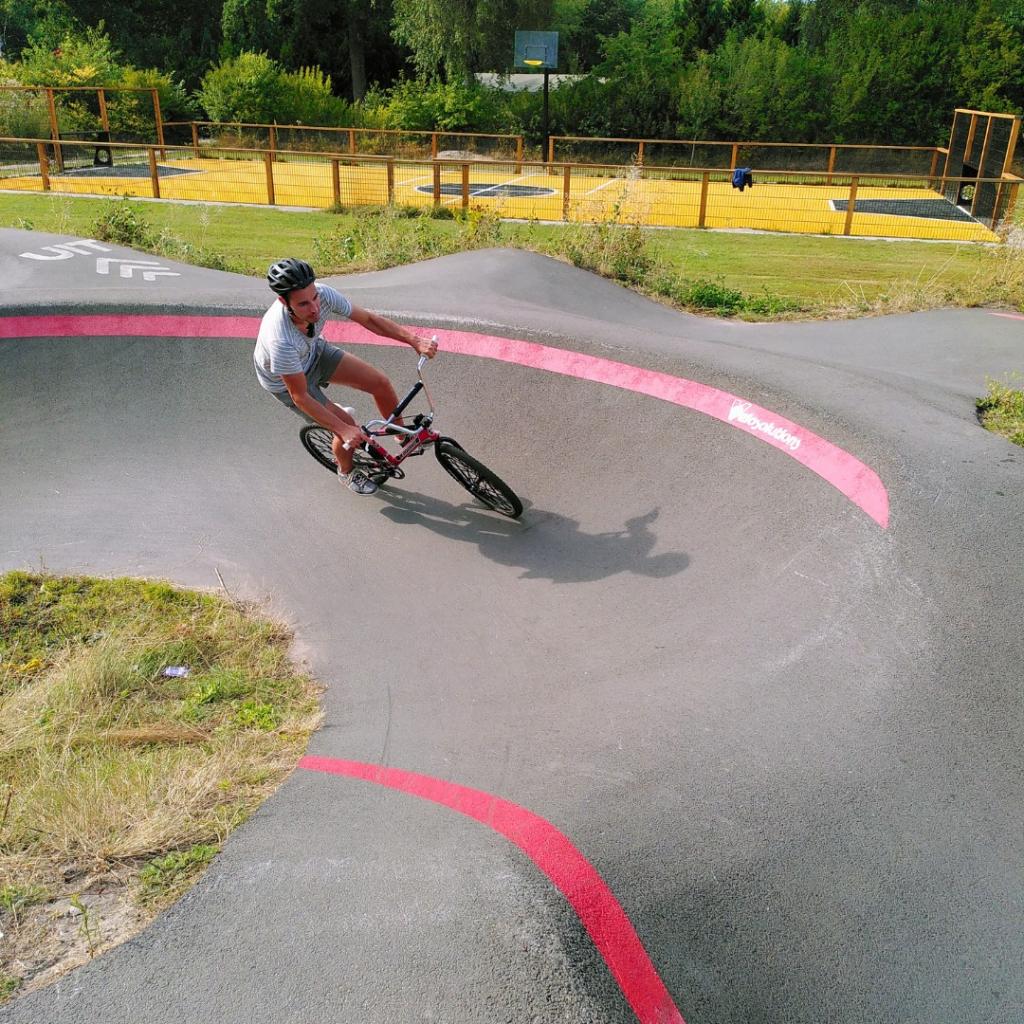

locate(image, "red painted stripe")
[[0, 313, 889, 527], [299, 755, 685, 1024]]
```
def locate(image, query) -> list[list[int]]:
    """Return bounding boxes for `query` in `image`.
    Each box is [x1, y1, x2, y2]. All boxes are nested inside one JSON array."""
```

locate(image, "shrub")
[[91, 199, 156, 248], [367, 78, 506, 133], [198, 53, 349, 126], [0, 77, 50, 138]]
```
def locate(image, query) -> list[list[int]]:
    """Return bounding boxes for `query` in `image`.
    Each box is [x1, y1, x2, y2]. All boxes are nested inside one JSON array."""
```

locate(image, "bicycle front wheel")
[[434, 440, 523, 518]]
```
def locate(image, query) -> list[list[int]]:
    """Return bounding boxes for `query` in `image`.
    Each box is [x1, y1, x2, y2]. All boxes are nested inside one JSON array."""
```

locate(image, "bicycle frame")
[[353, 355, 441, 468]]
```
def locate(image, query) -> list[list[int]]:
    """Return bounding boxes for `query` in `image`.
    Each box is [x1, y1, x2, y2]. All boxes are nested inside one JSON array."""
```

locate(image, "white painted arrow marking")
[[95, 258, 181, 281]]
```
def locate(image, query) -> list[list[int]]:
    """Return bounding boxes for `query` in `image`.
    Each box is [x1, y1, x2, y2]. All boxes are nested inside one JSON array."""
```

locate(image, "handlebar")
[[342, 337, 436, 450]]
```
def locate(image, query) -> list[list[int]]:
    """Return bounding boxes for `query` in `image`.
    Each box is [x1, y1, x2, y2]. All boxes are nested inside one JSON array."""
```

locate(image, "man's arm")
[[348, 305, 438, 358], [281, 372, 366, 447]]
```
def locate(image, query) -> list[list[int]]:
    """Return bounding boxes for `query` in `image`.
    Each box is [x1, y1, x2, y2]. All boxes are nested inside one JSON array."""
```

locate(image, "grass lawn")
[[0, 572, 321, 1004], [2, 191, 1020, 317]]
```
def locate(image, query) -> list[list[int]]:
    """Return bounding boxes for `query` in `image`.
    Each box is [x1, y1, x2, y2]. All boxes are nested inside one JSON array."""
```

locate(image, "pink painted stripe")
[[300, 755, 685, 1024], [990, 311, 1024, 321], [1, 313, 889, 527]]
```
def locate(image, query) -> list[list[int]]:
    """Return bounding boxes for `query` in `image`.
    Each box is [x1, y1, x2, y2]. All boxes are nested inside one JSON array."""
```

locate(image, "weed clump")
[[977, 373, 1024, 446], [90, 198, 240, 274]]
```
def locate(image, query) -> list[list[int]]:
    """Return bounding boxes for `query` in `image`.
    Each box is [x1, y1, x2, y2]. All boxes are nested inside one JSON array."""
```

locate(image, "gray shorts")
[[270, 341, 344, 423]]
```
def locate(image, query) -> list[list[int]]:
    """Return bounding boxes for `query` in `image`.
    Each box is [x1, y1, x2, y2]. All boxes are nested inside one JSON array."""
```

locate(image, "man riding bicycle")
[[254, 257, 437, 494]]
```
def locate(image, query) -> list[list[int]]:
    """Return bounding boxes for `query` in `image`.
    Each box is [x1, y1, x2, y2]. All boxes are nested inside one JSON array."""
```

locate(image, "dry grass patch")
[[0, 572, 322, 1003]]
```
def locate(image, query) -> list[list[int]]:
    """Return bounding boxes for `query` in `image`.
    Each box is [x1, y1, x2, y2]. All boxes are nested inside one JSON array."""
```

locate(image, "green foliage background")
[[0, 0, 1021, 152]]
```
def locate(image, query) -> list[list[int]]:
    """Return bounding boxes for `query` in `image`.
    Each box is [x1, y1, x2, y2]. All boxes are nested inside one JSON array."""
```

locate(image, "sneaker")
[[395, 434, 424, 456], [338, 468, 378, 495]]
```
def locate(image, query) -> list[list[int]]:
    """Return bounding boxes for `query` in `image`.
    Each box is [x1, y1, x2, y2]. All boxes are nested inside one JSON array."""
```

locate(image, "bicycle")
[[299, 351, 524, 519]]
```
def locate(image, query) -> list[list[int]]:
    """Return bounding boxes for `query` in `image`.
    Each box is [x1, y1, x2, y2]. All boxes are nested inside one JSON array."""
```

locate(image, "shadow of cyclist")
[[375, 489, 689, 583]]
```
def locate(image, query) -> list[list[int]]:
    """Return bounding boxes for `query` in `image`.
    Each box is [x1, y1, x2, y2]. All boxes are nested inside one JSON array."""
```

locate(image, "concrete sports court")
[[0, 150, 1004, 242]]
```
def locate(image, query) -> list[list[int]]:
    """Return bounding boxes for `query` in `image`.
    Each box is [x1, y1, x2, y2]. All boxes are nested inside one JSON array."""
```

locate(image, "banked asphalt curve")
[[1, 229, 1023, 1024]]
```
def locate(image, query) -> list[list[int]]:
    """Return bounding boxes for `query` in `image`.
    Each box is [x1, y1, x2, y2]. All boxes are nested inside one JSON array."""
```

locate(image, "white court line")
[[396, 173, 433, 187], [470, 170, 549, 196], [404, 169, 554, 205], [584, 177, 628, 197]]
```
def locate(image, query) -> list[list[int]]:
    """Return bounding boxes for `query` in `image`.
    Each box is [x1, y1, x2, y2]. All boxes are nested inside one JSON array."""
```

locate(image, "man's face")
[[282, 282, 320, 323]]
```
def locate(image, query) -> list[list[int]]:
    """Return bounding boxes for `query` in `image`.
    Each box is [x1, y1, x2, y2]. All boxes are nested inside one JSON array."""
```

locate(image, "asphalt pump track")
[[1, 231, 1022, 1024]]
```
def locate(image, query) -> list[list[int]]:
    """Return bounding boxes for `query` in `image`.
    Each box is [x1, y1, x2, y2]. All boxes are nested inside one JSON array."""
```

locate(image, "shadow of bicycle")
[[374, 487, 689, 584]]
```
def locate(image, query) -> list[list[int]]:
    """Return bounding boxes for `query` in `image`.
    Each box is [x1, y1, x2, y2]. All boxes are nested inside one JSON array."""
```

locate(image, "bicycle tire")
[[299, 426, 398, 484], [434, 440, 523, 518]]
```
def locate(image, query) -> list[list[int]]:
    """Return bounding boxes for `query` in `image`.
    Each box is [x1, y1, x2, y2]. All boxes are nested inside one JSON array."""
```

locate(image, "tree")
[[596, 0, 691, 135], [957, 0, 1024, 111], [391, 0, 554, 82], [553, 0, 641, 70]]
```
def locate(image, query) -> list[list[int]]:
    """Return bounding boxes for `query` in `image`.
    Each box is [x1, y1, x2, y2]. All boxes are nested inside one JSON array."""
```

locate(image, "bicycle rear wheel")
[[434, 440, 523, 518], [299, 427, 398, 484]]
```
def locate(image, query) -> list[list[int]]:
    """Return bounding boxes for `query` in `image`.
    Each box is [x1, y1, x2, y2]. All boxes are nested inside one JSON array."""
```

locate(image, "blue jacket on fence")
[[732, 167, 754, 191]]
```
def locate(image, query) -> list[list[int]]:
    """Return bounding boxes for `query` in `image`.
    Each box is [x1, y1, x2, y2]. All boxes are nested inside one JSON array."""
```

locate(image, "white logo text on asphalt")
[[728, 399, 802, 451], [95, 258, 181, 282], [19, 239, 111, 260]]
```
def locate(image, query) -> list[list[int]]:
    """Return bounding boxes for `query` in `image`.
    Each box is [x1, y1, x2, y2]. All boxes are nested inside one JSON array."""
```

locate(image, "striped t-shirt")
[[253, 284, 353, 393]]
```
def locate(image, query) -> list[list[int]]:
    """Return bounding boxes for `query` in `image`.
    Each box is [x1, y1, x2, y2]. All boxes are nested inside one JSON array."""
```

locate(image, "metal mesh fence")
[[0, 139, 1006, 242], [160, 122, 524, 162], [551, 136, 942, 177], [974, 117, 1013, 226]]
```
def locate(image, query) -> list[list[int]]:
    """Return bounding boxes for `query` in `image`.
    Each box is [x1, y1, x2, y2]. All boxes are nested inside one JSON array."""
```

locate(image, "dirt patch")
[[1, 866, 151, 1002]]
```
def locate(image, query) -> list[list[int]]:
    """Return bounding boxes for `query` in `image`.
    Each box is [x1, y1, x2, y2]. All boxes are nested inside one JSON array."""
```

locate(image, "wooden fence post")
[[562, 165, 571, 221], [827, 145, 836, 186], [844, 176, 858, 236], [348, 129, 356, 155], [431, 133, 438, 159], [191, 122, 200, 158], [97, 89, 109, 136], [152, 89, 165, 158], [730, 143, 738, 171], [331, 158, 341, 206], [432, 161, 441, 206], [970, 117, 994, 217], [46, 88, 62, 172], [269, 125, 277, 163], [698, 171, 709, 228], [387, 159, 395, 204], [37, 143, 50, 192], [265, 150, 275, 205], [515, 135, 523, 175], [148, 147, 161, 199], [461, 163, 470, 210]]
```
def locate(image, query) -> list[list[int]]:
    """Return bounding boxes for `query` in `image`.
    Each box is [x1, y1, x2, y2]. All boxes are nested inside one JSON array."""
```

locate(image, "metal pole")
[[542, 71, 550, 165]]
